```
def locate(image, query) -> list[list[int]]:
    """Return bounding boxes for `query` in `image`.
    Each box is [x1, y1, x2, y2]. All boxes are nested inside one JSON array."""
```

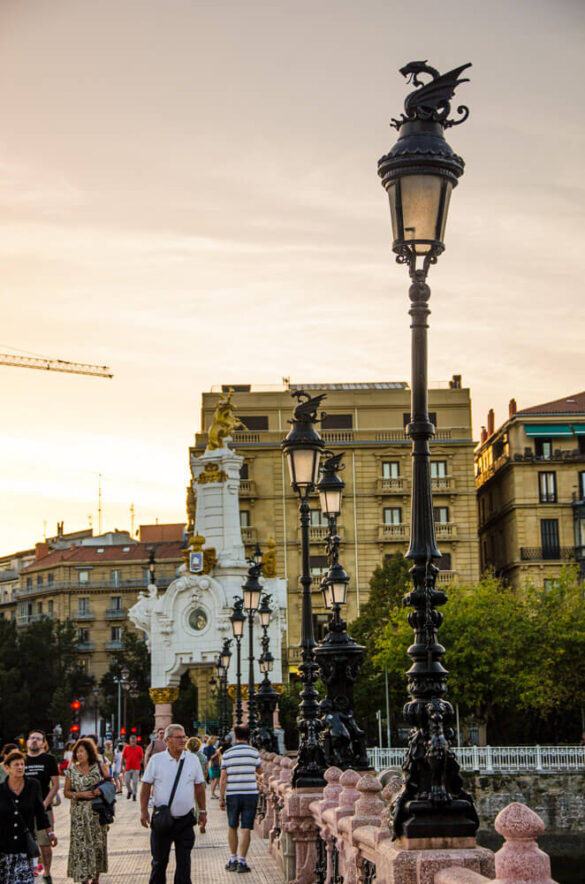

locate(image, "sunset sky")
[[0, 0, 583, 553]]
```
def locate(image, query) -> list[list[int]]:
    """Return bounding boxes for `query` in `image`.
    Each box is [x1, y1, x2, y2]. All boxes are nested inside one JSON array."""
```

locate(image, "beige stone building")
[[475, 392, 585, 586], [190, 379, 480, 671], [8, 525, 185, 680]]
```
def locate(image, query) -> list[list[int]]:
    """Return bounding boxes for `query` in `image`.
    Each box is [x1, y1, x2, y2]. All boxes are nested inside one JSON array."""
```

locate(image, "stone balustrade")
[[255, 752, 558, 884]]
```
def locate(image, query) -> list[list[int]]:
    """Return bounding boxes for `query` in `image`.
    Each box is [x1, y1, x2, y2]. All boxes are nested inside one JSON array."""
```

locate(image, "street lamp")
[[230, 596, 246, 725], [148, 547, 157, 586], [242, 558, 262, 736], [314, 453, 369, 771], [377, 60, 478, 840], [92, 686, 99, 736], [281, 389, 327, 788], [254, 594, 279, 753], [113, 666, 129, 742], [219, 638, 232, 737]]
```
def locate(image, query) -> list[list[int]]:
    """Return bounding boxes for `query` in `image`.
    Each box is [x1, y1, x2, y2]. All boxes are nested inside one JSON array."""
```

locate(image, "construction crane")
[[0, 352, 113, 379]]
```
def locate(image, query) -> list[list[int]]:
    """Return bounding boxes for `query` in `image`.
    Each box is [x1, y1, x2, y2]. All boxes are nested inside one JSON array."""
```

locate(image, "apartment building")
[[475, 392, 585, 586], [191, 378, 480, 668]]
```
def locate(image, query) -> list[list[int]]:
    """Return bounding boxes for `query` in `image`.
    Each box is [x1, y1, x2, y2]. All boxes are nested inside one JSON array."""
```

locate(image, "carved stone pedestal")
[[377, 843, 495, 884], [283, 788, 324, 884]]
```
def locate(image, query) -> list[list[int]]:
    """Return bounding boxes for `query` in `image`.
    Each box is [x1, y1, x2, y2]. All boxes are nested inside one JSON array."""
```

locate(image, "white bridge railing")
[[367, 745, 585, 774]]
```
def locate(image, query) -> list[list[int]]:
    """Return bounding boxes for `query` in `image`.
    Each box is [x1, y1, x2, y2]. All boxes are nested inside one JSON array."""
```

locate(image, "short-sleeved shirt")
[[221, 742, 261, 795], [122, 744, 144, 771], [24, 753, 59, 799], [142, 749, 204, 818]]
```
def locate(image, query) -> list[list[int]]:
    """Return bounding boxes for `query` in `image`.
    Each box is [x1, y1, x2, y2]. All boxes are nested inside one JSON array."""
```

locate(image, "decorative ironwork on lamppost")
[[253, 594, 279, 753], [314, 452, 369, 771], [281, 389, 327, 788], [378, 60, 478, 840], [219, 639, 232, 737], [230, 597, 246, 725], [242, 550, 263, 736]]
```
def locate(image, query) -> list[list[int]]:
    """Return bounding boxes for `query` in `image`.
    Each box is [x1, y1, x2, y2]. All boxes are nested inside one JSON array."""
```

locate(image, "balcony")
[[520, 546, 576, 562], [105, 607, 127, 619], [239, 479, 257, 498], [431, 476, 454, 493], [378, 523, 409, 541], [377, 477, 407, 494], [77, 641, 94, 651], [15, 575, 174, 598], [73, 610, 95, 621], [241, 526, 258, 544], [105, 639, 123, 650], [435, 522, 457, 540], [195, 427, 473, 449], [287, 646, 303, 665], [435, 570, 458, 586]]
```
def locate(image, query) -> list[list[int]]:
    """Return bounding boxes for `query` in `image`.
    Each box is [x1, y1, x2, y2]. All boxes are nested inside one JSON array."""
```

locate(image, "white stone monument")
[[129, 395, 287, 731]]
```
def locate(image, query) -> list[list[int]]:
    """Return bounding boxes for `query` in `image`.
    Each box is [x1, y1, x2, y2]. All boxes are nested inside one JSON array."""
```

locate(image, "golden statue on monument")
[[207, 389, 247, 450]]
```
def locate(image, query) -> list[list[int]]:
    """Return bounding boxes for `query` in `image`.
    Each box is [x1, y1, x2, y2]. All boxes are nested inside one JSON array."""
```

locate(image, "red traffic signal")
[[131, 727, 137, 733], [71, 724, 80, 733], [137, 736, 142, 742], [120, 727, 126, 735], [71, 700, 81, 710]]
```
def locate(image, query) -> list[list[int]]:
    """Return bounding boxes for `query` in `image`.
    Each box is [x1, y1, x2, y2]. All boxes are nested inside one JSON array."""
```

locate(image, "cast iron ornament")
[[391, 61, 471, 130]]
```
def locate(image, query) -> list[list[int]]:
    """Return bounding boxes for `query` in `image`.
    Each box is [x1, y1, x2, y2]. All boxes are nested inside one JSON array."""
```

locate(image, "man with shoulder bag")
[[140, 724, 206, 884]]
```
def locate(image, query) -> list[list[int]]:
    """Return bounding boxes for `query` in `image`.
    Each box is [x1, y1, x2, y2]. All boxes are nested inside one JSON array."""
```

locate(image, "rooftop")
[[517, 391, 585, 417], [22, 540, 184, 573]]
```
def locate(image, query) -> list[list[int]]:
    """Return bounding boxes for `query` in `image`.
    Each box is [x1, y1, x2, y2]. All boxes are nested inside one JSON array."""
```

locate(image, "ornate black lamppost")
[[219, 639, 232, 737], [230, 597, 246, 725], [314, 453, 369, 771], [242, 549, 263, 734], [281, 390, 327, 788], [377, 61, 478, 840], [253, 594, 279, 753]]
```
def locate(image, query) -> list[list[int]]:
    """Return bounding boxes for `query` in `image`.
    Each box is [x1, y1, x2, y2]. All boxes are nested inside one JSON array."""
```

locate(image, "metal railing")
[[520, 547, 576, 561], [196, 427, 472, 448], [15, 575, 174, 597], [367, 745, 585, 774]]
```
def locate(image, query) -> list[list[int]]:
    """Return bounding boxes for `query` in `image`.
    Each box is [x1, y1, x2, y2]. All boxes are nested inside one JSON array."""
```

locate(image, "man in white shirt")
[[140, 724, 206, 884]]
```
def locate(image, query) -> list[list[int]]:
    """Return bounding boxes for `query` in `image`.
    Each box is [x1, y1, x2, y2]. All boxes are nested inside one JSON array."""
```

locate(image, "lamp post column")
[[247, 609, 256, 733], [235, 637, 243, 725]]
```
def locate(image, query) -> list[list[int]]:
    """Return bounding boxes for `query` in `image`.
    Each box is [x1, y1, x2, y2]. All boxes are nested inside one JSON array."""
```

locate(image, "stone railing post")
[[492, 802, 556, 884]]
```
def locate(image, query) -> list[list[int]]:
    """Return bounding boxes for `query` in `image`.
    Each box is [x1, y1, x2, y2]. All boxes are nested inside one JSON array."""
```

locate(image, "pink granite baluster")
[[493, 803, 556, 884]]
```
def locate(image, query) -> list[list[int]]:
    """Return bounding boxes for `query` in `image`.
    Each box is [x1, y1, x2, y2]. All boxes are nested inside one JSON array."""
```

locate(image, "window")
[[382, 461, 399, 479], [26, 577, 32, 589], [579, 471, 585, 501], [78, 597, 90, 614], [47, 573, 54, 587], [240, 462, 249, 480], [540, 519, 560, 559], [538, 472, 557, 503], [535, 439, 553, 459], [110, 569, 122, 587], [110, 626, 122, 642], [480, 498, 486, 523], [437, 553, 452, 571], [110, 596, 122, 611], [403, 412, 437, 427], [321, 414, 353, 430], [383, 507, 402, 525], [431, 461, 447, 479], [78, 570, 90, 585], [78, 628, 90, 643], [48, 600, 53, 615], [238, 415, 268, 431], [433, 507, 449, 524], [36, 575, 43, 587], [312, 614, 330, 642], [239, 511, 250, 528], [309, 509, 327, 527], [309, 555, 328, 579], [37, 602, 43, 615]]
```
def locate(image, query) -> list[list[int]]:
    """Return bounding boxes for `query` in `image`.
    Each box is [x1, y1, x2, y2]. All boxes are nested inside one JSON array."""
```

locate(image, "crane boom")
[[0, 353, 113, 378]]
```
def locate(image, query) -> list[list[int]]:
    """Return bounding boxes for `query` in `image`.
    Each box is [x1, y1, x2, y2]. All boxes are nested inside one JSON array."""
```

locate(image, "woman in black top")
[[0, 750, 57, 884]]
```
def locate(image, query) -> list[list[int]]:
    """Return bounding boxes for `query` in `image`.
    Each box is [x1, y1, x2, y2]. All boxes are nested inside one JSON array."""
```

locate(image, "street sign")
[[189, 552, 203, 573]]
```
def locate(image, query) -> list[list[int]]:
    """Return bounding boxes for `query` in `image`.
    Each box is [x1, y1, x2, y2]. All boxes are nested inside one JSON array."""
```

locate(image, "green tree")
[[100, 628, 153, 738]]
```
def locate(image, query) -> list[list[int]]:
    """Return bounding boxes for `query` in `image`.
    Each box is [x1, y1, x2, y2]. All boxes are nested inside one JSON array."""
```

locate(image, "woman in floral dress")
[[63, 739, 111, 884]]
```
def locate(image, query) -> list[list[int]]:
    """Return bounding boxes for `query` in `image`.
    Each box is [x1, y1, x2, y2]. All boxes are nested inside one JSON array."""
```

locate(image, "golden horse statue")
[[207, 389, 246, 450]]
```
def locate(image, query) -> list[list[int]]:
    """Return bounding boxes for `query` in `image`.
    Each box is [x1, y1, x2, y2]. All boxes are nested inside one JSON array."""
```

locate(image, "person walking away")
[[24, 730, 59, 884], [144, 728, 166, 766], [219, 725, 262, 873], [63, 738, 111, 884], [0, 750, 58, 884], [208, 740, 222, 799], [121, 734, 143, 801], [185, 737, 208, 832], [102, 741, 114, 777], [140, 724, 206, 884], [113, 744, 124, 793]]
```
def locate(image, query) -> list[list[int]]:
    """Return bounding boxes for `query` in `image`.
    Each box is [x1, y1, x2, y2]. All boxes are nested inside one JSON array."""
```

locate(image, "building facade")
[[8, 525, 185, 680], [190, 378, 480, 673], [475, 392, 585, 586]]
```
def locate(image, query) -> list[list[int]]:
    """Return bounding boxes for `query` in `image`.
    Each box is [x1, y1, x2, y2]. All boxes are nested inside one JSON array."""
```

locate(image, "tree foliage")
[[99, 628, 153, 738]]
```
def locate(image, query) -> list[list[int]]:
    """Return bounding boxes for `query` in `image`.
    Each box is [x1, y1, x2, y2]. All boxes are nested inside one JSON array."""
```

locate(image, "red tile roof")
[[22, 541, 184, 573], [517, 391, 585, 417]]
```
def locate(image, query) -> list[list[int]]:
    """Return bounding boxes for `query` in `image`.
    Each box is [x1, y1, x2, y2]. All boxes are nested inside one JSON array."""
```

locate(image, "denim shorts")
[[226, 793, 258, 830]]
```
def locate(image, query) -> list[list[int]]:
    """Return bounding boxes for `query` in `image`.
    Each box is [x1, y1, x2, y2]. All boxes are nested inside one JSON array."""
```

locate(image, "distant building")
[[5, 525, 185, 680], [191, 378, 479, 674], [475, 392, 585, 586]]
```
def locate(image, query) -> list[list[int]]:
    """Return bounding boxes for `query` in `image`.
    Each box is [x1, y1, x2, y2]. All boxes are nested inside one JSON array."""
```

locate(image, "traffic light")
[[120, 727, 126, 737], [70, 699, 82, 735]]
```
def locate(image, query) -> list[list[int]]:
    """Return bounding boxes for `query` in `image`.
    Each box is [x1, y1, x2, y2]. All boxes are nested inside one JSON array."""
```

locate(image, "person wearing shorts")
[[219, 725, 262, 874]]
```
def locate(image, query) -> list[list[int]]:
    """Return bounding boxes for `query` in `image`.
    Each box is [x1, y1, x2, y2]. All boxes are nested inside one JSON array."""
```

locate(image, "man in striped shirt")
[[219, 725, 262, 873]]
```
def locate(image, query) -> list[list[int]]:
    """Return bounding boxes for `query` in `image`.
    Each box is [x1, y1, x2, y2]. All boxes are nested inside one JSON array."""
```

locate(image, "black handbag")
[[151, 758, 185, 835]]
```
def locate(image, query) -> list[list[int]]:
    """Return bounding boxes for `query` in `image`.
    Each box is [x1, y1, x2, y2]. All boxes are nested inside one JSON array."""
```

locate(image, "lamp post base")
[[396, 798, 479, 841]]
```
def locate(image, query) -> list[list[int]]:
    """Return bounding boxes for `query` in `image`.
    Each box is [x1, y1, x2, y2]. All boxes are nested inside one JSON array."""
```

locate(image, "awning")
[[573, 425, 585, 436], [524, 424, 574, 438]]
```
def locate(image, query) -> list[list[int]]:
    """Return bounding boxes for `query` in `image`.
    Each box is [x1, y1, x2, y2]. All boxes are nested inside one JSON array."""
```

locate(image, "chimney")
[[509, 398, 517, 418], [35, 541, 49, 560], [487, 409, 495, 437], [449, 374, 462, 389], [480, 426, 488, 444]]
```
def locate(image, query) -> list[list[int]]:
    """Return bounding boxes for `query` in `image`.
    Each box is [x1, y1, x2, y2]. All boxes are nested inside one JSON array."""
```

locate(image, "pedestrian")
[[201, 736, 215, 783], [103, 741, 114, 776], [140, 723, 206, 884], [0, 750, 58, 884], [208, 739, 222, 799], [144, 728, 166, 766], [219, 724, 262, 874], [185, 737, 208, 832], [121, 734, 143, 801], [113, 744, 124, 793], [0, 744, 18, 784], [60, 742, 74, 776], [63, 737, 111, 884], [24, 730, 60, 884]]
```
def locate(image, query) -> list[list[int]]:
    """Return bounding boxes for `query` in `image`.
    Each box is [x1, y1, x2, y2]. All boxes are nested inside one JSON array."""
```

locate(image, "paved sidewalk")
[[48, 787, 281, 883]]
